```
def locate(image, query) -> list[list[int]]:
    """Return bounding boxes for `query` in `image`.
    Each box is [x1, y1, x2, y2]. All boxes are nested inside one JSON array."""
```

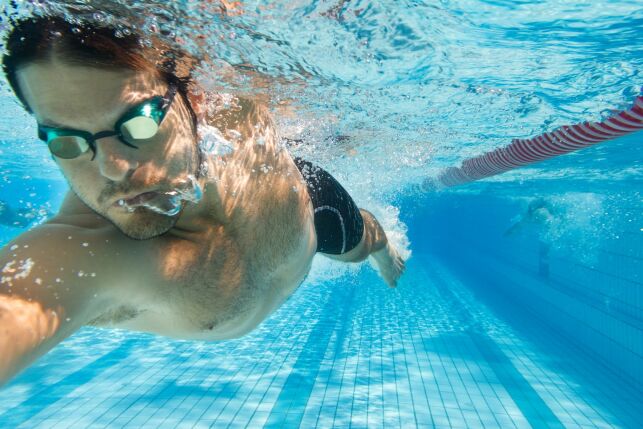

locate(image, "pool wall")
[[403, 191, 643, 392]]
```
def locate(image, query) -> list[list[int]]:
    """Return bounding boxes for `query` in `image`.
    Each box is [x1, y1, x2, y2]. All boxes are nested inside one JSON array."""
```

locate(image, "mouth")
[[114, 190, 161, 209], [113, 189, 185, 217], [110, 177, 201, 217]]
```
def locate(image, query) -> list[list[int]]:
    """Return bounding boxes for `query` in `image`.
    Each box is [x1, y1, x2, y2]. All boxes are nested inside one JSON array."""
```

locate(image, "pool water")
[[0, 250, 640, 428], [0, 1, 641, 428]]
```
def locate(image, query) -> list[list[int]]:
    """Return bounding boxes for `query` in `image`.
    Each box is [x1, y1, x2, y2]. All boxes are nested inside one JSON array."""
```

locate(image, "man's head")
[[3, 15, 202, 239]]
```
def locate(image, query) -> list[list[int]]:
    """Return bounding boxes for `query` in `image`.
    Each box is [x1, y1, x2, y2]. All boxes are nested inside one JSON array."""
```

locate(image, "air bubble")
[[116, 176, 202, 217]]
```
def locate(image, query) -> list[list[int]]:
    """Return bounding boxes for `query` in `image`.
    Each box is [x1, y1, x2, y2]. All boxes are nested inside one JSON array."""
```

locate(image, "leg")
[[293, 158, 405, 287], [329, 209, 405, 288]]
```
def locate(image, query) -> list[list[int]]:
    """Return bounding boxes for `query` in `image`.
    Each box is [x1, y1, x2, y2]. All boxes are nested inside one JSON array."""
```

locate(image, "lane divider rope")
[[425, 95, 643, 189]]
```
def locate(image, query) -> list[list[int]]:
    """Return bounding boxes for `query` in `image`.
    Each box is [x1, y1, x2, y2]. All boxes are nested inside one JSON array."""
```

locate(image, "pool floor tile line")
[[419, 263, 566, 428], [263, 281, 358, 428], [0, 255, 636, 428], [434, 249, 642, 428], [0, 339, 148, 428]]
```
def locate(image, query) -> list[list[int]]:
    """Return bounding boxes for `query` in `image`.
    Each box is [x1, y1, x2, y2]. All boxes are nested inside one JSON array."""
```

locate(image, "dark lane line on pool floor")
[[428, 263, 565, 429], [0, 339, 149, 427], [264, 281, 358, 428]]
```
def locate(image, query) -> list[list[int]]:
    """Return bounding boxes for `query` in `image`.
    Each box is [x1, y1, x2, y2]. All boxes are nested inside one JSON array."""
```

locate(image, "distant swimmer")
[[0, 15, 406, 386], [504, 197, 557, 237], [504, 198, 557, 278]]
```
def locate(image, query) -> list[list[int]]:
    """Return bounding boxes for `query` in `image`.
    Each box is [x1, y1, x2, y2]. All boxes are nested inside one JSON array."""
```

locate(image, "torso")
[[55, 130, 316, 340]]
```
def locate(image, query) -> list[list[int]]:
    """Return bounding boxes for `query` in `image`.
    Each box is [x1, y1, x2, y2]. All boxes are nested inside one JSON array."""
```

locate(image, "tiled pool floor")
[[0, 254, 639, 428]]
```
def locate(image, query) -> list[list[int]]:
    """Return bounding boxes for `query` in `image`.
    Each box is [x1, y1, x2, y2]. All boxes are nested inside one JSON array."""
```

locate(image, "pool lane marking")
[[0, 338, 148, 427], [426, 261, 565, 429], [263, 279, 358, 428]]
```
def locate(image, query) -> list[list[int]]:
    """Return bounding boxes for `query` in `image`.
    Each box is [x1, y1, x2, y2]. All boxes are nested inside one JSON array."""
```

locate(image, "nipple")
[[117, 175, 203, 216]]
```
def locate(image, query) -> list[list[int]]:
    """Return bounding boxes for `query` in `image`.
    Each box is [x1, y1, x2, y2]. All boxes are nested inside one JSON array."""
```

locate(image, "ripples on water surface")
[[0, 0, 641, 200]]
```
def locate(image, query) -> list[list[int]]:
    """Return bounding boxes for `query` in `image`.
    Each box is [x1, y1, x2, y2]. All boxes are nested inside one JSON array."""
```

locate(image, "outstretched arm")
[[327, 209, 406, 287], [0, 222, 117, 387]]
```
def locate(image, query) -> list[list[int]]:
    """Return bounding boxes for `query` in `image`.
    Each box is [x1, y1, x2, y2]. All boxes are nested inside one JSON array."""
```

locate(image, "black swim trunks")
[[294, 158, 364, 255]]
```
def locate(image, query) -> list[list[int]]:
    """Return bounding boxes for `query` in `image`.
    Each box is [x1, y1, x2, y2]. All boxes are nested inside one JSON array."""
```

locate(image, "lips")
[[114, 190, 160, 208], [123, 191, 160, 206]]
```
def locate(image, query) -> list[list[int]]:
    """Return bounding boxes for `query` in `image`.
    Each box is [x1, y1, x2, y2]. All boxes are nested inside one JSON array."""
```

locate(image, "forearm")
[[0, 260, 105, 386], [0, 223, 124, 387], [0, 295, 65, 386]]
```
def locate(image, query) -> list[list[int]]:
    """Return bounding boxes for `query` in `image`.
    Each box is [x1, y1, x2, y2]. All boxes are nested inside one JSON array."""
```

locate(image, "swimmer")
[[0, 15, 405, 386], [504, 197, 556, 237]]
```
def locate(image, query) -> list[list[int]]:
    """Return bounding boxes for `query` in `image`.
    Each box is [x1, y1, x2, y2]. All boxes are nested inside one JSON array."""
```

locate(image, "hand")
[[370, 243, 406, 288]]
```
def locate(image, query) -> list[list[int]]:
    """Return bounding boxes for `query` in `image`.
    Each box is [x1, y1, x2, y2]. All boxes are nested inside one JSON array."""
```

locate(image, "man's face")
[[16, 59, 200, 239]]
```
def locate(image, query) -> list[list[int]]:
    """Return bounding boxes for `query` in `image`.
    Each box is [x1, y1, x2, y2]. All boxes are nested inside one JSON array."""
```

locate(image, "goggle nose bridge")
[[87, 130, 140, 161]]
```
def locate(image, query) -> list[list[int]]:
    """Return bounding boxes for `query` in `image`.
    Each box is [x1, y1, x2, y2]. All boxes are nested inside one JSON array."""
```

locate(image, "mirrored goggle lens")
[[48, 136, 90, 159], [119, 116, 159, 142]]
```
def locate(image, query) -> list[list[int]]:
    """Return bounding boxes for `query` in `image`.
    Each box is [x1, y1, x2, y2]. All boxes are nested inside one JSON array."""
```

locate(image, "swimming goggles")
[[37, 84, 177, 159]]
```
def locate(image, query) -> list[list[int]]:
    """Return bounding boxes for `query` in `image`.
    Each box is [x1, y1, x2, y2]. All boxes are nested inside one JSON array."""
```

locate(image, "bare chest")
[[94, 152, 317, 338], [102, 215, 314, 339]]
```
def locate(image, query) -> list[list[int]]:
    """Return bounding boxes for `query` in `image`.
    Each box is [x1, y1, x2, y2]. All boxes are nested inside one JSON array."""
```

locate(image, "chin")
[[111, 208, 180, 240]]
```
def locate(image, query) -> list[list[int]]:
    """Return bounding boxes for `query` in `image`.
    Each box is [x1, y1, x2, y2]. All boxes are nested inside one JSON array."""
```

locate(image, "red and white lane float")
[[427, 95, 643, 189]]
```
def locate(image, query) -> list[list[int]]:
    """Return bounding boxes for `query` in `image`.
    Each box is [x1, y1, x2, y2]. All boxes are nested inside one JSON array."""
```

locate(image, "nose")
[[94, 137, 139, 182]]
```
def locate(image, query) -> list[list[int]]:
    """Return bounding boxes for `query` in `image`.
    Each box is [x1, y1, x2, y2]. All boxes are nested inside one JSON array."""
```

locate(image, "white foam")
[[368, 204, 412, 261]]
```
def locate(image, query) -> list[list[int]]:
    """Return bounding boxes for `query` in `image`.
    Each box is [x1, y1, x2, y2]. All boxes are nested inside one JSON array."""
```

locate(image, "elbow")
[[0, 295, 64, 387]]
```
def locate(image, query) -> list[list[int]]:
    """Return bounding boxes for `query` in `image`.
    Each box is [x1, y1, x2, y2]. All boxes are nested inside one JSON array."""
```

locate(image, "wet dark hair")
[[2, 14, 197, 127]]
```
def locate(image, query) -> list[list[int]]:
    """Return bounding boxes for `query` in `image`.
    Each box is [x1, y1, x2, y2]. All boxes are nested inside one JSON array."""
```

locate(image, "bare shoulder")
[[204, 97, 317, 271], [2, 193, 151, 299], [0, 197, 147, 384]]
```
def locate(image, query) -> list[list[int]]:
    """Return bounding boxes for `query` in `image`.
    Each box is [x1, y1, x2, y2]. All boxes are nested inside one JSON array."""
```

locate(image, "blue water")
[[0, 0, 642, 428]]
